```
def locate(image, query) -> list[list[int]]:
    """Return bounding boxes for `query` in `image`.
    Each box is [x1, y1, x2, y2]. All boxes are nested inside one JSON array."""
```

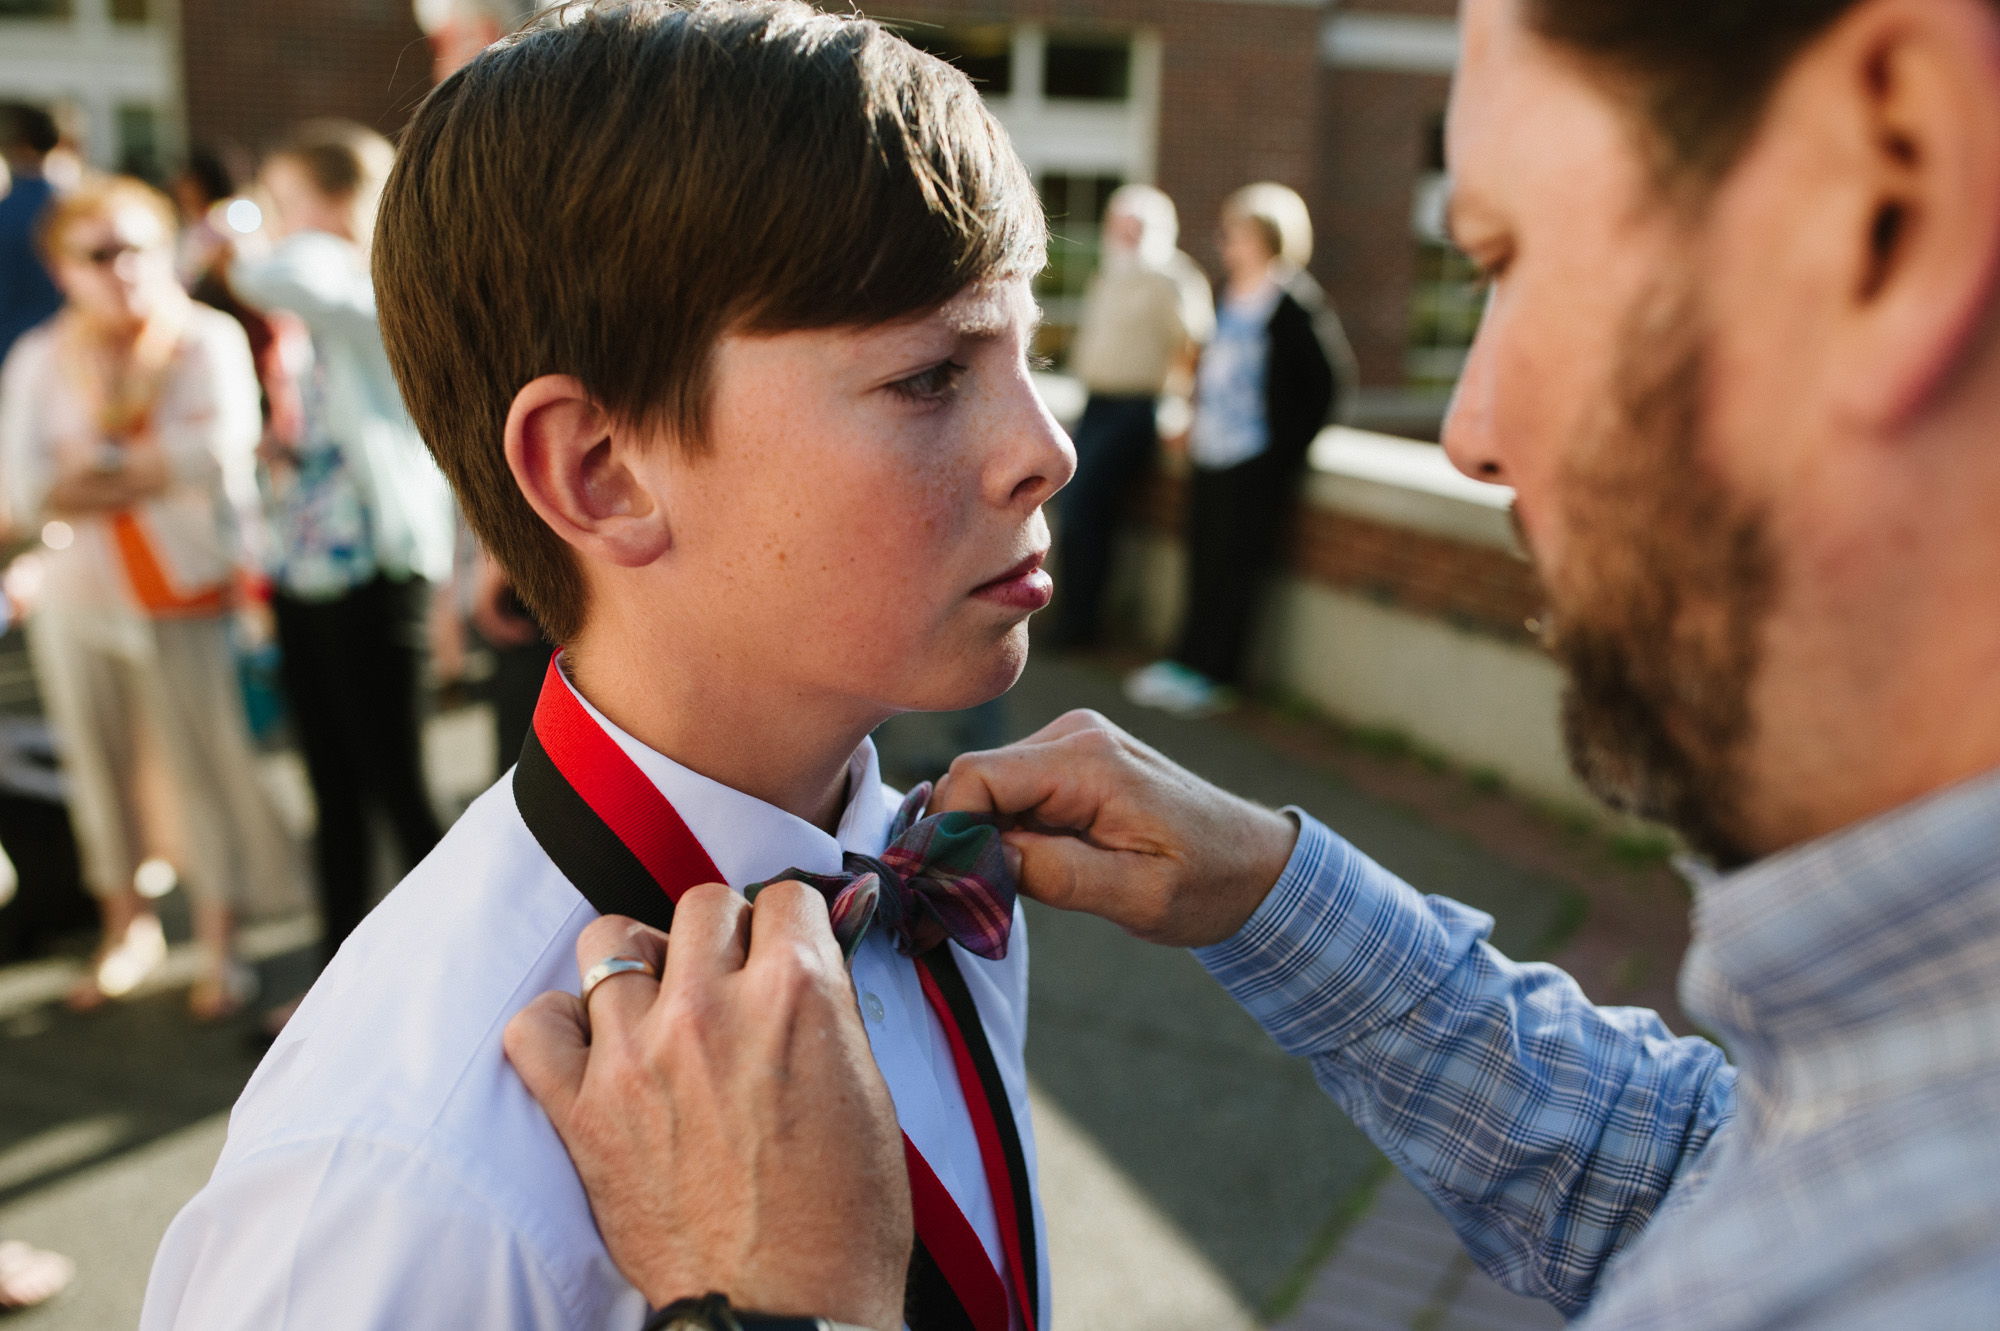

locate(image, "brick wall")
[[175, 0, 1453, 394], [179, 0, 432, 157], [1312, 66, 1452, 388], [1137, 471, 1544, 645], [885, 0, 1324, 284]]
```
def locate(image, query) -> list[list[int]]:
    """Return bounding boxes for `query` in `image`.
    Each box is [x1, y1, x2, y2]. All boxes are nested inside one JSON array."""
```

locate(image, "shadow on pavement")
[[0, 934, 317, 1212]]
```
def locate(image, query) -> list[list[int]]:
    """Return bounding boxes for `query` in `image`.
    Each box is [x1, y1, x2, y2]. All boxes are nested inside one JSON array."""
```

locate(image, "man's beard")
[[1542, 283, 1776, 869]]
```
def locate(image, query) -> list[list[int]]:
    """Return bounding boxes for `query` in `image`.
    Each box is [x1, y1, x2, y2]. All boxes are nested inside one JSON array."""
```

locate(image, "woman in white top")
[[0, 176, 296, 1018], [229, 122, 456, 996]]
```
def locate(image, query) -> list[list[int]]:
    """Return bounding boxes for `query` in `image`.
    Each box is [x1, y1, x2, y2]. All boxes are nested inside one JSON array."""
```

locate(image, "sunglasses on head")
[[71, 242, 146, 267]]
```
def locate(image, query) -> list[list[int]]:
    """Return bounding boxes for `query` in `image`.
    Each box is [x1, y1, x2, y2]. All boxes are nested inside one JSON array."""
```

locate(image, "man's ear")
[[504, 375, 673, 569], [1809, 0, 2000, 428]]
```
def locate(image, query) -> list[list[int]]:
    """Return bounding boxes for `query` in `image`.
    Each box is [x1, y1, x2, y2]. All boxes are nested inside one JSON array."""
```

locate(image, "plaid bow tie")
[[745, 782, 1016, 964]]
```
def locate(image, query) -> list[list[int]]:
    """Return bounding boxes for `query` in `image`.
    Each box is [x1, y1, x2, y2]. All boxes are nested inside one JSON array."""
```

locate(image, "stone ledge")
[[1135, 444, 1542, 645]]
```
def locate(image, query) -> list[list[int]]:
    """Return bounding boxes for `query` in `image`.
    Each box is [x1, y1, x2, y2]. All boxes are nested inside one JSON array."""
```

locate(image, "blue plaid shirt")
[[1196, 769, 2000, 1327]]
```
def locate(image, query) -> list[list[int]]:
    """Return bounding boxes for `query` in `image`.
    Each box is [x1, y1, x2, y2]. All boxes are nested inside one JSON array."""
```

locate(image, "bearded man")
[[502, 0, 2000, 1326]]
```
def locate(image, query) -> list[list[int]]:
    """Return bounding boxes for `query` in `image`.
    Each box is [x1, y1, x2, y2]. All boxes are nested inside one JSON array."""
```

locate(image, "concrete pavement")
[[0, 653, 1587, 1329]]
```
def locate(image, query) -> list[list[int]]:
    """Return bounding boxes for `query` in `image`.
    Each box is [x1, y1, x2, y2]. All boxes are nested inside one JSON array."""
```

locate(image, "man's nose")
[[1441, 328, 1507, 486]]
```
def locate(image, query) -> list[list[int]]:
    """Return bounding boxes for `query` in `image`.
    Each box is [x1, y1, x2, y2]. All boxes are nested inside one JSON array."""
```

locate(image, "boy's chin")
[[904, 623, 1031, 714]]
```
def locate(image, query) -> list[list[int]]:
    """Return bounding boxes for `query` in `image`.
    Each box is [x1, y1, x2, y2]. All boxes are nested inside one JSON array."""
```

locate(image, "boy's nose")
[[995, 377, 1077, 510]]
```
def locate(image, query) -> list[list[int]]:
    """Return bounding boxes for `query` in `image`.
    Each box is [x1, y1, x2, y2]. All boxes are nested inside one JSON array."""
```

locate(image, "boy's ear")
[[504, 375, 673, 569]]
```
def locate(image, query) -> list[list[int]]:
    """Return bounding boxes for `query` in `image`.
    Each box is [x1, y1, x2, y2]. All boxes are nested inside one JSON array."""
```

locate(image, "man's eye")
[[888, 360, 968, 403]]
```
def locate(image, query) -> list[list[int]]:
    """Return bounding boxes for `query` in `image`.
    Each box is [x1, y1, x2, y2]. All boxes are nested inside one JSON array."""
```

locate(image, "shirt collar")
[[1679, 765, 2000, 1069], [559, 670, 896, 888]]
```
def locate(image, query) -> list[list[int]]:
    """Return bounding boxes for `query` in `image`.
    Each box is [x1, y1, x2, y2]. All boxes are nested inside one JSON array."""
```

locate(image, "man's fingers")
[[1002, 829, 1115, 914], [934, 743, 1072, 820], [933, 710, 1122, 816], [937, 729, 1135, 835], [574, 915, 668, 1038], [744, 880, 846, 978], [502, 990, 590, 1129], [661, 883, 753, 1002]]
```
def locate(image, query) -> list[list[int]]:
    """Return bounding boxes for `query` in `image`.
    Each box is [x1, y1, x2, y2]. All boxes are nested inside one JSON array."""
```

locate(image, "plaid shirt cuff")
[[1193, 811, 1498, 1057]]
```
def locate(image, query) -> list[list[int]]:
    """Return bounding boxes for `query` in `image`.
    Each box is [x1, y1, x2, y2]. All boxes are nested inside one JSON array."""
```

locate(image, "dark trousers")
[[274, 575, 444, 961], [1052, 394, 1160, 648], [1174, 452, 1296, 686]]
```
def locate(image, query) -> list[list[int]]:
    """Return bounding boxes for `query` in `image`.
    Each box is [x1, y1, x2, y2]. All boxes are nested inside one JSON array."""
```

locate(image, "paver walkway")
[[0, 652, 1619, 1329]]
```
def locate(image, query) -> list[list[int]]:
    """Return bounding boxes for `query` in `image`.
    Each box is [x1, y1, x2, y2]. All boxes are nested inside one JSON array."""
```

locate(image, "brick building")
[[0, 0, 1470, 431], [883, 1, 1468, 434]]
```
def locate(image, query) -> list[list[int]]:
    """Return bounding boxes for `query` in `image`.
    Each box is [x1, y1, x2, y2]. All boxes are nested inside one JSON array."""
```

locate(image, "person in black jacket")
[[1127, 182, 1354, 717]]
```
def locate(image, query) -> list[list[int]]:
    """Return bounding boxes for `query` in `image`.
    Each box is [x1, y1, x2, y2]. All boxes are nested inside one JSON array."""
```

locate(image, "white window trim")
[[1321, 13, 1459, 75]]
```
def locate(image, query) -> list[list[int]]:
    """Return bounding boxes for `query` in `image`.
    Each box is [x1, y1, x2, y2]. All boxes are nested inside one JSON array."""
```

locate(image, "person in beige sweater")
[[1049, 184, 1212, 649]]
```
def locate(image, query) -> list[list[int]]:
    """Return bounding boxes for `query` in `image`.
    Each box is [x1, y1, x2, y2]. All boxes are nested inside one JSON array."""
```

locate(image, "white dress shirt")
[[141, 677, 1047, 1330]]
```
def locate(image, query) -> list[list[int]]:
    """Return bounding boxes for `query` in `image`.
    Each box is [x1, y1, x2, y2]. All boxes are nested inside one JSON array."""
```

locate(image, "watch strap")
[[643, 1292, 873, 1331]]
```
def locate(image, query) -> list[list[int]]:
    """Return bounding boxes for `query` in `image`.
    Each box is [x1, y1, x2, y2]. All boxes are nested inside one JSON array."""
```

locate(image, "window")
[[1035, 171, 1124, 362], [117, 104, 161, 183], [0, 0, 71, 17], [898, 24, 1012, 94], [1406, 115, 1481, 394], [1044, 38, 1129, 101]]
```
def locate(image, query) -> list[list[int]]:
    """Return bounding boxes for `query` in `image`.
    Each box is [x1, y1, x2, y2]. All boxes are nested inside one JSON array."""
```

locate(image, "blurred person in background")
[[417, 0, 541, 82], [418, 0, 555, 776], [229, 121, 455, 1013], [1127, 182, 1354, 717], [0, 103, 64, 363], [173, 149, 309, 462], [0, 177, 292, 1019], [1049, 182, 1212, 650]]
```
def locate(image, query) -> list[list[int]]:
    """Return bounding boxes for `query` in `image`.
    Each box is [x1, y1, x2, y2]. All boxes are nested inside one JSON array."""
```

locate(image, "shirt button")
[[863, 992, 885, 1023]]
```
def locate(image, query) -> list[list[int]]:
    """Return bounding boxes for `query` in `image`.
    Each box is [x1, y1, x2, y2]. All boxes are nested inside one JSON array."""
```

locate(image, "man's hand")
[[503, 885, 910, 1330], [47, 447, 172, 515], [932, 710, 1299, 948]]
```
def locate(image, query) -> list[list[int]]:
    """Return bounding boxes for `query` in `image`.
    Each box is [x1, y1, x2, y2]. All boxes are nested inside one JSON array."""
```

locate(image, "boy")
[[139, 4, 1071, 1328]]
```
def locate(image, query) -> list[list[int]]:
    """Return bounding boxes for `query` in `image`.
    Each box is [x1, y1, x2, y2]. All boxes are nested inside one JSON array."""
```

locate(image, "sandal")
[[65, 913, 167, 1012], [0, 1239, 75, 1310], [189, 961, 259, 1023]]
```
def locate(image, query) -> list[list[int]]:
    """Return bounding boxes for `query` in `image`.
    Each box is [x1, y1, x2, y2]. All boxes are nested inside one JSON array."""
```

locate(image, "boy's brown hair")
[[375, 0, 1046, 643]]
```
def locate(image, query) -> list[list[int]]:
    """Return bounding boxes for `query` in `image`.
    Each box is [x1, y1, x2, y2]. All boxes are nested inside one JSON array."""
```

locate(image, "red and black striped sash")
[[512, 661, 1039, 1331]]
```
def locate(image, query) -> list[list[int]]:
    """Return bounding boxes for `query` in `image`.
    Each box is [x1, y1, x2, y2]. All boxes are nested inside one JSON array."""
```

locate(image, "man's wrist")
[[1208, 801, 1301, 946]]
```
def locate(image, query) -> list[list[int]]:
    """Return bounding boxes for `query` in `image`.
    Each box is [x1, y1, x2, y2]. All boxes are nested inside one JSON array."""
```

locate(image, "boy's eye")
[[887, 359, 968, 403]]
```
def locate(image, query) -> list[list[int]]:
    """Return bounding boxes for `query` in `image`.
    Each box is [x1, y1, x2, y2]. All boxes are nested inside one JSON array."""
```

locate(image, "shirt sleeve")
[[1170, 253, 1216, 348], [1193, 813, 1737, 1317], [152, 315, 261, 491], [0, 335, 51, 530], [231, 234, 380, 347], [140, 1136, 632, 1331]]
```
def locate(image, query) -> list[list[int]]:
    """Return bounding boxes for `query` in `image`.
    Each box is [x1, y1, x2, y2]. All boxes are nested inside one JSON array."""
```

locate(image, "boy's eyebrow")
[[936, 284, 1038, 340]]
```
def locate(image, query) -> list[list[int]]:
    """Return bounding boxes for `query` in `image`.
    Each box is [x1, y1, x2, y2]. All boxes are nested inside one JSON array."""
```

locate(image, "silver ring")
[[580, 955, 657, 1004]]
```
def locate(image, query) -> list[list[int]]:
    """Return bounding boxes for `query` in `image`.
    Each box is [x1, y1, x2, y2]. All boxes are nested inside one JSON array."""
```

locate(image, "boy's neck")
[[563, 634, 873, 836]]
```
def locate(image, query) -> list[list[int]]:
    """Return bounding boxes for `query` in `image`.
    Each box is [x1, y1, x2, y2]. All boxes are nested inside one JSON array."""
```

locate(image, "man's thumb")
[[1003, 829, 1116, 916]]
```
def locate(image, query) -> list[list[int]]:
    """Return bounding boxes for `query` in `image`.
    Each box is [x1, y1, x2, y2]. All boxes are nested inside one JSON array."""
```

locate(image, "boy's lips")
[[972, 551, 1053, 611]]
